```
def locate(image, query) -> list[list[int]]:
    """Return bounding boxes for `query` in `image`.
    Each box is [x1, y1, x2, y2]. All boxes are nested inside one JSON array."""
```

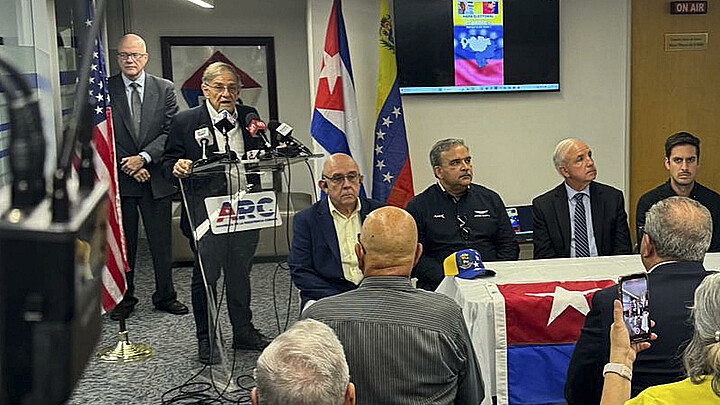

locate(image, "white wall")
[[109, 0, 629, 204], [308, 0, 630, 205]]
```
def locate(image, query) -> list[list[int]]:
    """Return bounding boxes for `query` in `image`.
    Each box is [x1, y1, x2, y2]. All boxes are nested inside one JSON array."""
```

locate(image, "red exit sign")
[[670, 1, 708, 14]]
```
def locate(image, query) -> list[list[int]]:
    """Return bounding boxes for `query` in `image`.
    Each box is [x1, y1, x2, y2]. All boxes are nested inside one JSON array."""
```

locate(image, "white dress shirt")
[[565, 182, 598, 257]]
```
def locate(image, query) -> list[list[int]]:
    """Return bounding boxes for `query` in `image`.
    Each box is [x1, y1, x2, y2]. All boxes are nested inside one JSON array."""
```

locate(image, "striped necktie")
[[574, 193, 590, 257]]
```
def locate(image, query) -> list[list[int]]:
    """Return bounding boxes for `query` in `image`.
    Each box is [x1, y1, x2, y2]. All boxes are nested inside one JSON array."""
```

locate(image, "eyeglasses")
[[204, 83, 240, 93], [322, 172, 360, 185], [117, 52, 147, 60]]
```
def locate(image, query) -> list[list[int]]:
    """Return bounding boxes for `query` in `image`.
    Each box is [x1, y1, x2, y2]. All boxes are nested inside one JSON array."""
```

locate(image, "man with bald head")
[[108, 33, 186, 319], [303, 206, 484, 405], [290, 153, 383, 308], [532, 138, 632, 259]]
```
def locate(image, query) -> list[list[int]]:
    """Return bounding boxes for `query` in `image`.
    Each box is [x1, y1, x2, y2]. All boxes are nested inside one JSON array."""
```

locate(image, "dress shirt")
[[121, 71, 152, 163], [636, 180, 720, 252], [205, 100, 245, 192], [327, 197, 363, 285], [303, 276, 484, 405], [565, 183, 598, 257]]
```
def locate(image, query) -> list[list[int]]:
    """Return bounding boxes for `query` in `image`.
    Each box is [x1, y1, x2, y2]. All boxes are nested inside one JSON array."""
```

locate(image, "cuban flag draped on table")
[[371, 0, 414, 208], [85, 0, 129, 313], [311, 0, 369, 196], [494, 280, 615, 404]]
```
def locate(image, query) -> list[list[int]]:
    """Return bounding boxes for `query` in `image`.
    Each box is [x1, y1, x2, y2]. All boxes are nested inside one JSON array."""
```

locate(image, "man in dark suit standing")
[[289, 153, 383, 308], [108, 33, 187, 319], [532, 138, 632, 259], [565, 196, 713, 404], [163, 62, 269, 364]]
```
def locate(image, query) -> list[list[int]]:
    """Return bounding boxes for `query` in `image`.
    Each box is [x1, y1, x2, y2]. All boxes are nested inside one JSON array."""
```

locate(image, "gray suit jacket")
[[108, 72, 178, 199]]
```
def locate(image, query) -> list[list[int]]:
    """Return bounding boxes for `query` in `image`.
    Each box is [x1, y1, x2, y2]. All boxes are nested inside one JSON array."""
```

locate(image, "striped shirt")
[[302, 276, 484, 405]]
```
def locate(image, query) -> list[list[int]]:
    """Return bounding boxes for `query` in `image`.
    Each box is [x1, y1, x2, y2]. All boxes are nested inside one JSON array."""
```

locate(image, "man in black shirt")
[[636, 132, 720, 252], [406, 138, 518, 290]]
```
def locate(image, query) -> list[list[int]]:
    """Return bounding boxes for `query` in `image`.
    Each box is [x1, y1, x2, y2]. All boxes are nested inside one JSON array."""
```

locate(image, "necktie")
[[574, 193, 590, 257], [130, 82, 142, 137]]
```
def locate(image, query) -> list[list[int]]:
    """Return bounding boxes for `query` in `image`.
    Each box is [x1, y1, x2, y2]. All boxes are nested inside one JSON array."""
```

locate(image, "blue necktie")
[[574, 193, 590, 257]]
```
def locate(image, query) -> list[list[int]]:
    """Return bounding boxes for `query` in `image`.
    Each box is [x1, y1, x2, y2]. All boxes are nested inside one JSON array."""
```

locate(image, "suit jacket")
[[289, 197, 384, 307], [564, 261, 711, 405], [532, 181, 632, 259], [162, 103, 263, 239], [108, 73, 178, 199]]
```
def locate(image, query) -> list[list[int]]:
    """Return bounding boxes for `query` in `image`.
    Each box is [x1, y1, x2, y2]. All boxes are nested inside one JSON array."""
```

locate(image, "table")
[[435, 253, 720, 405]]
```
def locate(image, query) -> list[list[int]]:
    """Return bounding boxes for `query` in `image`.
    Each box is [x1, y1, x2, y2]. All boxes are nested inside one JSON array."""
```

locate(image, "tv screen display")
[[394, 0, 560, 94]]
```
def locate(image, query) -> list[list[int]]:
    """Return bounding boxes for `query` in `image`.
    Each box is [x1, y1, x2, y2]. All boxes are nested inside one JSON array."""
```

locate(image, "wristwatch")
[[139, 154, 147, 166], [603, 363, 632, 380]]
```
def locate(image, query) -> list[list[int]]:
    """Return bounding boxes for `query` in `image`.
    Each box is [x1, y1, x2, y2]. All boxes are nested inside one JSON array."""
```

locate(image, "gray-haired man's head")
[[252, 319, 355, 405]]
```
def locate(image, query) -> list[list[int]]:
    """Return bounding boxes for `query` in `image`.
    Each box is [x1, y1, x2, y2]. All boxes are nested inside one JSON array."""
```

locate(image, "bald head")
[[320, 153, 362, 217], [117, 34, 148, 80], [356, 207, 421, 277], [118, 33, 146, 51]]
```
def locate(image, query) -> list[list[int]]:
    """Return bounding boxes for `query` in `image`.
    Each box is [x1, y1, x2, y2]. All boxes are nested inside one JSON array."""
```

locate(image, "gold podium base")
[[97, 330, 153, 363]]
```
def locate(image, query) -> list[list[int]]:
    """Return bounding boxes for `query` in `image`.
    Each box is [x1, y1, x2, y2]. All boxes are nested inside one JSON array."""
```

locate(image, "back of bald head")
[[118, 33, 146, 52], [322, 153, 358, 174], [645, 196, 711, 262], [359, 206, 419, 276]]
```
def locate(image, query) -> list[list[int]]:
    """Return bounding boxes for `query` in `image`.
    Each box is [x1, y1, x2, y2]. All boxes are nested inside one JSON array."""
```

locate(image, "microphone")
[[212, 109, 236, 134], [194, 127, 214, 159], [268, 120, 313, 156], [243, 112, 272, 149]]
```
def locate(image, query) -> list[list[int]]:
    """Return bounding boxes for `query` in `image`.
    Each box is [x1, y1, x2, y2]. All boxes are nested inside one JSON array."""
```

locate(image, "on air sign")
[[670, 1, 707, 14]]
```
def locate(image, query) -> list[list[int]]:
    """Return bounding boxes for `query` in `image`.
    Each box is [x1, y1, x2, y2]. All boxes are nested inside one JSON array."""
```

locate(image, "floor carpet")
[[67, 237, 300, 405]]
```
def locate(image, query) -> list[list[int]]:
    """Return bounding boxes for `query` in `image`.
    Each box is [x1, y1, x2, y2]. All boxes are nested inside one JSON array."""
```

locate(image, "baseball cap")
[[443, 249, 496, 279]]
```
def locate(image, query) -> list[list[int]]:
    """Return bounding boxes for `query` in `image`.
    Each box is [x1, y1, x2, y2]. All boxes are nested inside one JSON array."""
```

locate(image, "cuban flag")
[[371, 0, 414, 208], [311, 0, 369, 196], [494, 280, 615, 404]]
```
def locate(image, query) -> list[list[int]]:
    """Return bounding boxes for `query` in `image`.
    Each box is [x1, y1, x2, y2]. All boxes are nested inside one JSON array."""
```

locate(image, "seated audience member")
[[636, 132, 720, 251], [303, 206, 484, 405], [599, 272, 720, 405], [406, 138, 518, 291], [533, 138, 632, 259], [252, 318, 355, 405], [565, 197, 713, 405], [290, 153, 383, 308]]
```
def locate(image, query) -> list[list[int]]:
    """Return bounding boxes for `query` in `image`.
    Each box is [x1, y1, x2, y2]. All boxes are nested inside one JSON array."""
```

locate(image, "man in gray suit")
[[108, 33, 187, 319]]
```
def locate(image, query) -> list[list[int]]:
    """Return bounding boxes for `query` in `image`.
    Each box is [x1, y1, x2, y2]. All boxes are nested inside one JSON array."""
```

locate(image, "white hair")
[[644, 197, 712, 262], [552, 138, 581, 172], [254, 319, 349, 405]]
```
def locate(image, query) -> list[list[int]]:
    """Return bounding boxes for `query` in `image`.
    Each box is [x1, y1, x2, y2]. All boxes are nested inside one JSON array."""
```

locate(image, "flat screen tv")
[[394, 0, 560, 94]]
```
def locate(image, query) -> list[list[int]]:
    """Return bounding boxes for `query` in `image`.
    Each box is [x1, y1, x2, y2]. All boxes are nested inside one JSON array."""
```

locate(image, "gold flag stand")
[[97, 318, 153, 363]]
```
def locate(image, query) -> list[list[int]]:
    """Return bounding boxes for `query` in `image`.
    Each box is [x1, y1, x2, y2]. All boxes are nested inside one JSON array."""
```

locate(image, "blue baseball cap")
[[443, 249, 496, 279]]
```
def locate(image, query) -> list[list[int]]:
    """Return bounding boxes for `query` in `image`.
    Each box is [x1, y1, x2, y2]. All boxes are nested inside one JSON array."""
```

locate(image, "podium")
[[178, 152, 321, 369]]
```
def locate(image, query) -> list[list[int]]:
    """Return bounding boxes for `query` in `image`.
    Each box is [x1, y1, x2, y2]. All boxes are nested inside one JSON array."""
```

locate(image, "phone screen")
[[619, 274, 651, 342]]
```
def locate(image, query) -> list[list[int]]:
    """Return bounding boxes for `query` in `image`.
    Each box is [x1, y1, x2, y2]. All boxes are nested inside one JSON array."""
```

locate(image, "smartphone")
[[618, 273, 651, 343]]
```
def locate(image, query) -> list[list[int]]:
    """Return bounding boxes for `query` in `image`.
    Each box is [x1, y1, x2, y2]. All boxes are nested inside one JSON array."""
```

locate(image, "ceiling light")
[[184, 0, 214, 8]]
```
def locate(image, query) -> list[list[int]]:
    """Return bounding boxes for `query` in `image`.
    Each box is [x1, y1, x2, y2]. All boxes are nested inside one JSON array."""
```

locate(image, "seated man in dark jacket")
[[289, 153, 383, 308]]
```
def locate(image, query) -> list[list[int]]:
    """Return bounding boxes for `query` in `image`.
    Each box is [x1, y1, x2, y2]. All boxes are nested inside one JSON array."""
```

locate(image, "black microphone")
[[268, 120, 313, 156], [243, 112, 272, 149], [212, 109, 236, 134]]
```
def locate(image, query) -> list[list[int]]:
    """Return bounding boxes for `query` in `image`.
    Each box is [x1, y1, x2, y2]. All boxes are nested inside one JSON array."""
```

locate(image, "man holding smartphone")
[[565, 197, 714, 405]]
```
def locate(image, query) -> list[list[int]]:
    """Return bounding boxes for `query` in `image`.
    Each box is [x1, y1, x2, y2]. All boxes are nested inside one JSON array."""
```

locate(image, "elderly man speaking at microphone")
[[162, 61, 269, 365]]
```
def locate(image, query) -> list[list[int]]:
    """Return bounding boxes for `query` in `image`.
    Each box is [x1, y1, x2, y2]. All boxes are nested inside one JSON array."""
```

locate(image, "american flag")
[[85, 1, 129, 313]]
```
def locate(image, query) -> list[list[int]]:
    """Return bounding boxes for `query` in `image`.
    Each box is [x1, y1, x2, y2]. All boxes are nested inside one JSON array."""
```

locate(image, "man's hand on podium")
[[173, 159, 193, 178]]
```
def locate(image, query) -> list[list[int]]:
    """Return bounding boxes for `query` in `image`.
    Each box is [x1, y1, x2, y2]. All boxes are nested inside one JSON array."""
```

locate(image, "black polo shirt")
[[636, 180, 720, 252], [407, 183, 519, 290]]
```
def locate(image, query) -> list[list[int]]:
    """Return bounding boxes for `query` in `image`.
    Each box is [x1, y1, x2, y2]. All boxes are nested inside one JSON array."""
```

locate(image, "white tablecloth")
[[435, 253, 720, 405]]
